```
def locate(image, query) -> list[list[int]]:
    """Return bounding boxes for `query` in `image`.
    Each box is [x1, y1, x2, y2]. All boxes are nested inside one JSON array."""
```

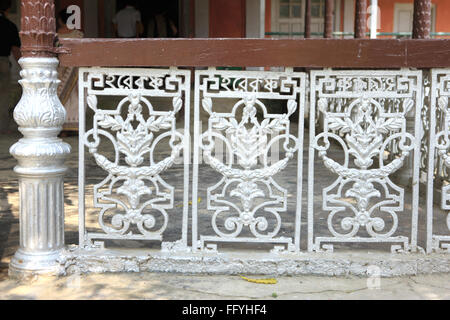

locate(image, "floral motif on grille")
[[309, 70, 422, 253], [428, 70, 450, 253], [79, 68, 190, 250], [193, 68, 306, 253]]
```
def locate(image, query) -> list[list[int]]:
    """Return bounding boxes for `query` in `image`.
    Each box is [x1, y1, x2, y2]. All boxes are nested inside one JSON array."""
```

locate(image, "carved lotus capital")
[[13, 57, 66, 129], [20, 0, 57, 57]]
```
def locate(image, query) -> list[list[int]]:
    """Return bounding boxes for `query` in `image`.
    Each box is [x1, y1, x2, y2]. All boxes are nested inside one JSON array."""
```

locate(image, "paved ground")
[[0, 271, 449, 300]]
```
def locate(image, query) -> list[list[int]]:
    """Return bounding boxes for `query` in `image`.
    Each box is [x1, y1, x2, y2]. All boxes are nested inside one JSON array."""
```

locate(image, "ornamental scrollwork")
[[310, 71, 422, 253], [431, 71, 450, 252], [194, 69, 305, 253], [80, 68, 190, 250], [14, 62, 66, 128]]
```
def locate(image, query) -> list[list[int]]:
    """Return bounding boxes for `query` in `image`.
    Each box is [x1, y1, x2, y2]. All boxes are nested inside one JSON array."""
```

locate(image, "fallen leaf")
[[177, 197, 202, 208], [240, 276, 277, 285]]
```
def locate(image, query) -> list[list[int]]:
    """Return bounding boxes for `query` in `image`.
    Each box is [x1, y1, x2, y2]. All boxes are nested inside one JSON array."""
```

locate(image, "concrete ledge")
[[57, 247, 450, 278]]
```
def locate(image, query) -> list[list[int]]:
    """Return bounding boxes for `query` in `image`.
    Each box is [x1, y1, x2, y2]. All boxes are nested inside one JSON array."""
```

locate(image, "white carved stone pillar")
[[9, 57, 71, 277], [8, 0, 70, 277]]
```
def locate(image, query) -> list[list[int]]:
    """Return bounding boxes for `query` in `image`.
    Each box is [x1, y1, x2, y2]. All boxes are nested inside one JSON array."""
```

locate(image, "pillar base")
[[8, 249, 64, 279]]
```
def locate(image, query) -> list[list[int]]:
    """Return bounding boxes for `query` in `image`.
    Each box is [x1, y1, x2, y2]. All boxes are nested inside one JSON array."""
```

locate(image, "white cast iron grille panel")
[[308, 69, 422, 253], [192, 68, 306, 253], [420, 72, 432, 185], [78, 68, 190, 251], [426, 69, 450, 253]]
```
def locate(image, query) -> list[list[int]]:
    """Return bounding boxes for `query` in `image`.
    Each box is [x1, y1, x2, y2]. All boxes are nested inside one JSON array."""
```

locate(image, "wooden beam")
[[413, 0, 432, 39], [355, 0, 367, 39], [58, 38, 450, 68]]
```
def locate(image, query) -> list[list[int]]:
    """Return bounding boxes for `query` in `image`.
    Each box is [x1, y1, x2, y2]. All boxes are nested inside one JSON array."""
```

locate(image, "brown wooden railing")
[[57, 38, 450, 68], [16, 0, 449, 69]]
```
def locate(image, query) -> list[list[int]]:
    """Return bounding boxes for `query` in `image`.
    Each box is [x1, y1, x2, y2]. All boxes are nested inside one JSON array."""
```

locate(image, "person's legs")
[[0, 57, 10, 82], [155, 14, 167, 37], [147, 17, 156, 37]]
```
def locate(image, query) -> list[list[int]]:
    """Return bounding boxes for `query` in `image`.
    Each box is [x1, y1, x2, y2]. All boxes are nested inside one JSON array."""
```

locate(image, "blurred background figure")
[[0, 0, 20, 133], [147, 9, 178, 38], [113, 0, 143, 38], [57, 8, 84, 133]]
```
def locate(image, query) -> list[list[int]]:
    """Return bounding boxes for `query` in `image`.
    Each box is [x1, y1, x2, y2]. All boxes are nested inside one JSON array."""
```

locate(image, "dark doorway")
[[116, 0, 179, 38]]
